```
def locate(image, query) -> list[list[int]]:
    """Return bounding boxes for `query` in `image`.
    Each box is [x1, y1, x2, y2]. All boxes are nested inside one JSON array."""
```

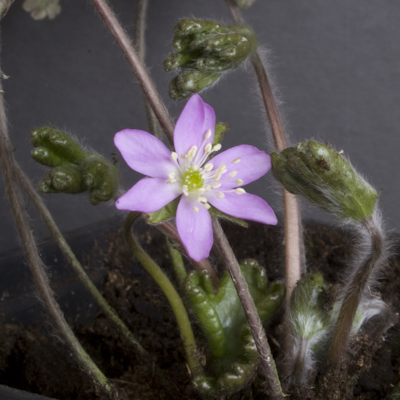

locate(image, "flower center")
[[182, 167, 204, 192]]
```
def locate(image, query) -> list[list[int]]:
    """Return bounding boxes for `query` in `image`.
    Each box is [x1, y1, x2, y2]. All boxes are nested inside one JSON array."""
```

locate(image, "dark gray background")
[[1, 0, 399, 253]]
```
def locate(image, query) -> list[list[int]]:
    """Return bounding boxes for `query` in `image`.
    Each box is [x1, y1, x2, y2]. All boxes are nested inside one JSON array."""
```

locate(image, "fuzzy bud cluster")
[[271, 141, 378, 222], [31, 127, 119, 205], [164, 19, 257, 100]]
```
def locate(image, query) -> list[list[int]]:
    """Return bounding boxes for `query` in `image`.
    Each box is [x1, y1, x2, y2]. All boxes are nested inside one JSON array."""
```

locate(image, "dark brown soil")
[[1, 219, 400, 399]]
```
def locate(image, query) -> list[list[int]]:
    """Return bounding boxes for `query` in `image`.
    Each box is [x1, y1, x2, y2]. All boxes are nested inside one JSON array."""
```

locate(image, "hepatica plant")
[[9, 5, 397, 399], [114, 94, 277, 261]]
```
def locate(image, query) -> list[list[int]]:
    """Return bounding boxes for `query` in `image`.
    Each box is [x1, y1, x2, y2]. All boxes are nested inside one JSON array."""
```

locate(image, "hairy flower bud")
[[165, 19, 257, 100], [31, 127, 119, 205], [271, 141, 378, 222]]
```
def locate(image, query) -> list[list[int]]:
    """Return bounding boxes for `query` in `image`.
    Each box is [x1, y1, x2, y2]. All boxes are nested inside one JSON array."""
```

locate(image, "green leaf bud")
[[289, 273, 329, 340], [31, 127, 119, 204], [271, 141, 378, 222], [48, 164, 85, 194], [31, 127, 87, 165], [166, 19, 257, 100]]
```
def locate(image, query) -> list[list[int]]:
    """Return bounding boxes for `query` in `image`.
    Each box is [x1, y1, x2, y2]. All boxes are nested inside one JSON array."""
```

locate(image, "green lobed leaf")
[[184, 259, 285, 396]]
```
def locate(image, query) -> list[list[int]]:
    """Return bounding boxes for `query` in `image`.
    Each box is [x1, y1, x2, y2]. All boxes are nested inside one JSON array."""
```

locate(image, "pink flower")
[[114, 95, 277, 262]]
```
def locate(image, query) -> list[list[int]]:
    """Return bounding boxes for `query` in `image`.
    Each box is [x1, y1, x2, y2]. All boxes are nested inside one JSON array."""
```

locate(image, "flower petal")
[[208, 192, 278, 225], [116, 178, 181, 213], [174, 94, 215, 160], [176, 195, 213, 262], [209, 145, 271, 189], [114, 129, 178, 178]]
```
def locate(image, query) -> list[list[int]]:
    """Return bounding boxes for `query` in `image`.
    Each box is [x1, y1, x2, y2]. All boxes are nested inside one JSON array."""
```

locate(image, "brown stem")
[[133, 0, 163, 140], [224, 0, 303, 338], [157, 220, 219, 288], [0, 36, 113, 397], [212, 218, 283, 399], [90, 0, 174, 145], [15, 162, 149, 361], [327, 217, 384, 364]]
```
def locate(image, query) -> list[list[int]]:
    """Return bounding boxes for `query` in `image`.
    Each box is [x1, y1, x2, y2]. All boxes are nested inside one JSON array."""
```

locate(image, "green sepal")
[[271, 141, 378, 221], [143, 197, 180, 225], [166, 19, 257, 100], [184, 259, 285, 396], [30, 127, 119, 204], [144, 197, 247, 228], [212, 122, 229, 148]]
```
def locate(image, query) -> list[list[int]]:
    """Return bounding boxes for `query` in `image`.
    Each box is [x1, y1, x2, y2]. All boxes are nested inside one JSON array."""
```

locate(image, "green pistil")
[[183, 167, 204, 191]]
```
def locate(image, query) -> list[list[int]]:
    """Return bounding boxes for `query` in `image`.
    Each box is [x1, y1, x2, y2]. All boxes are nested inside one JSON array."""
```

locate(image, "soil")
[[1, 219, 400, 400]]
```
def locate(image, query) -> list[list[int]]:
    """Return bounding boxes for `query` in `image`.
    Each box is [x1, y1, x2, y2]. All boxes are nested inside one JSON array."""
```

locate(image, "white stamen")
[[193, 206, 199, 213], [192, 164, 199, 171], [197, 188, 206, 193], [213, 144, 222, 152], [217, 163, 226, 171], [205, 185, 212, 191], [217, 192, 225, 198], [229, 170, 237, 178], [211, 182, 221, 189], [204, 163, 213, 172], [214, 174, 222, 182], [198, 196, 207, 203], [236, 178, 244, 185], [233, 158, 241, 164], [188, 145, 197, 159], [171, 152, 178, 161], [204, 129, 212, 139], [203, 203, 211, 210], [168, 172, 175, 179], [183, 191, 189, 197], [166, 178, 177, 184], [204, 143, 212, 154], [181, 154, 187, 159], [235, 188, 246, 194]]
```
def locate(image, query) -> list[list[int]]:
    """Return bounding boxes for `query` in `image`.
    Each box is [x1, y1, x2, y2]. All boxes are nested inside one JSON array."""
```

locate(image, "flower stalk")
[[90, 0, 174, 145], [14, 162, 149, 361], [124, 212, 203, 377], [0, 41, 113, 397], [133, 0, 163, 140], [224, 0, 303, 356], [327, 214, 385, 364], [212, 218, 283, 399], [158, 220, 219, 287]]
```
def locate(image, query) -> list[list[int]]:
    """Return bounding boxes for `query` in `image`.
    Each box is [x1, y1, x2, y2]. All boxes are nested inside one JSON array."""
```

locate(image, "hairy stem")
[[0, 39, 113, 398], [212, 218, 283, 399], [157, 220, 219, 288], [133, 0, 163, 140], [124, 212, 203, 376], [90, 0, 174, 145], [165, 237, 187, 286], [224, 0, 303, 352], [15, 163, 149, 361], [327, 216, 384, 364]]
